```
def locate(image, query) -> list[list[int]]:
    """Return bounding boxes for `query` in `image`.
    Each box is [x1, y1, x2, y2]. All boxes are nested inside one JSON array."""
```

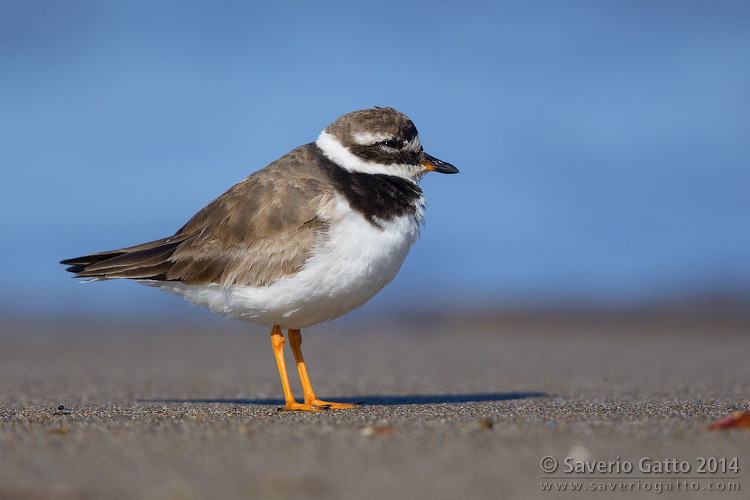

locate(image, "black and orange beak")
[[422, 153, 459, 174]]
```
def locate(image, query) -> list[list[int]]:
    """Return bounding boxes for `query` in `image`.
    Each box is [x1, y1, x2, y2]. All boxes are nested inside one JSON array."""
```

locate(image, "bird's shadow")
[[138, 392, 547, 407]]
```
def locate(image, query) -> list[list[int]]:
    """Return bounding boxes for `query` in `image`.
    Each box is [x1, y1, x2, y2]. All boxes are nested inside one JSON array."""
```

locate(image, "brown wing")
[[61, 144, 334, 287]]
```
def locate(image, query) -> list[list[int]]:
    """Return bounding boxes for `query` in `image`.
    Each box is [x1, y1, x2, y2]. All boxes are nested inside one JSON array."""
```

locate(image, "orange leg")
[[287, 329, 357, 409], [270, 325, 333, 411]]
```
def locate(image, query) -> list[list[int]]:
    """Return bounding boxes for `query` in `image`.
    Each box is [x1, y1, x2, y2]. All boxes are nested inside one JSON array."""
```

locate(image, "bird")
[[61, 107, 459, 411]]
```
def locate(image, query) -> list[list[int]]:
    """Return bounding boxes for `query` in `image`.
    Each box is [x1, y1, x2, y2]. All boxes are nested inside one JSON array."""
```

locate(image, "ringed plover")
[[61, 107, 458, 411]]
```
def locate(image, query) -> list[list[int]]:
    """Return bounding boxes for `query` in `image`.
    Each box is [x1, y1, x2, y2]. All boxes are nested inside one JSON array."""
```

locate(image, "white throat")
[[316, 131, 422, 181]]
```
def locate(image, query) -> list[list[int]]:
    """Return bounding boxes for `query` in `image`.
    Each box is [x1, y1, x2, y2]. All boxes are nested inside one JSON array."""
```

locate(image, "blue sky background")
[[2, 1, 749, 321]]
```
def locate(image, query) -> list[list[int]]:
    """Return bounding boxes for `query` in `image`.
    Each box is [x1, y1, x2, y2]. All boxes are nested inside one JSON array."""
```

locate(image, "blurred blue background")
[[2, 1, 749, 321]]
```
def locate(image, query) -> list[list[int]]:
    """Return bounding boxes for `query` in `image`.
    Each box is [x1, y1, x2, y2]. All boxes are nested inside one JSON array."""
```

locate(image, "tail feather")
[[60, 236, 185, 281]]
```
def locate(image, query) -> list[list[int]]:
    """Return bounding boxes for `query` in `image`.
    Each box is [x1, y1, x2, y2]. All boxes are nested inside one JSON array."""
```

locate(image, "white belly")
[[154, 195, 423, 329]]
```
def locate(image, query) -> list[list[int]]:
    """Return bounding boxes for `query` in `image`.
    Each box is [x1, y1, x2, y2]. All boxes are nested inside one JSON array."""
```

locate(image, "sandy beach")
[[1, 312, 748, 499]]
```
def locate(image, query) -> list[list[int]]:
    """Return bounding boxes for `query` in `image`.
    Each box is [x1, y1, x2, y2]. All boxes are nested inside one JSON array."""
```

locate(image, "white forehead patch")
[[352, 131, 390, 146], [405, 136, 422, 152]]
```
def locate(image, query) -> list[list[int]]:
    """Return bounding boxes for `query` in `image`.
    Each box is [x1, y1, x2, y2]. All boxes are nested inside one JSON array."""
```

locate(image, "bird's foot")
[[277, 399, 361, 411], [307, 398, 360, 410], [277, 402, 331, 412]]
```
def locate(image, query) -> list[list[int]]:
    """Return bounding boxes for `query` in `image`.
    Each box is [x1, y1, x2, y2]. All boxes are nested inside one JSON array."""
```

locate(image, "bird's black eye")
[[379, 139, 402, 152]]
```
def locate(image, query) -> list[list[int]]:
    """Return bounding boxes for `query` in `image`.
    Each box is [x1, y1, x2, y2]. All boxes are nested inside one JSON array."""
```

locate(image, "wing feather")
[[61, 144, 334, 287]]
